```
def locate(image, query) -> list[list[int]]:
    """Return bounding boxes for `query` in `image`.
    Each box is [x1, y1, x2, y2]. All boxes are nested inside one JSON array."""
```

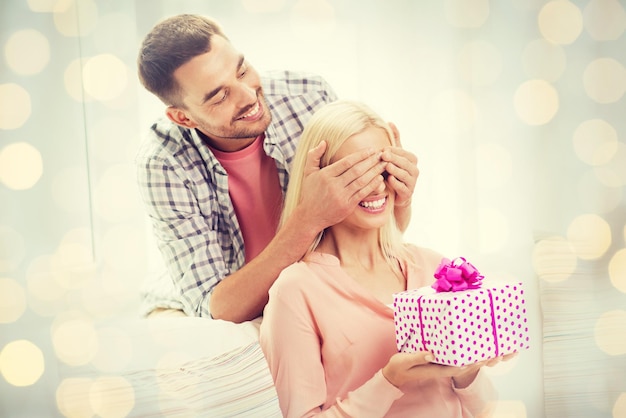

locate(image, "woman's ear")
[[165, 106, 198, 129]]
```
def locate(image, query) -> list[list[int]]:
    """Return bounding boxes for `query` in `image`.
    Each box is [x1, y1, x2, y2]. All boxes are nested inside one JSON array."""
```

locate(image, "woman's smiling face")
[[331, 126, 395, 231]]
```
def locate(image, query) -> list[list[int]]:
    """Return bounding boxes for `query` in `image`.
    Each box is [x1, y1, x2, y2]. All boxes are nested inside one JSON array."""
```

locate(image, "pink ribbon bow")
[[432, 257, 484, 292]]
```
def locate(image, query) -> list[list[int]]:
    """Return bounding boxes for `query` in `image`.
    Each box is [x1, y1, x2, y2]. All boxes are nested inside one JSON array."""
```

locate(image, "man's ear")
[[165, 106, 198, 129]]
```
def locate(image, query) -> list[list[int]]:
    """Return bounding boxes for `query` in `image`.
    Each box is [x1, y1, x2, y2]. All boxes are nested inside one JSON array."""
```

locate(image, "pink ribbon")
[[432, 257, 484, 292]]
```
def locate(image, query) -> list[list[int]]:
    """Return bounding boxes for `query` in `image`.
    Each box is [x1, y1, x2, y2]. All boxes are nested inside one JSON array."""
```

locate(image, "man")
[[136, 14, 418, 323]]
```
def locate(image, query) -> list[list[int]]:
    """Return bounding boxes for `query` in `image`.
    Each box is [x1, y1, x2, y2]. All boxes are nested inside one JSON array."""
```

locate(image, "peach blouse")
[[260, 246, 497, 417]]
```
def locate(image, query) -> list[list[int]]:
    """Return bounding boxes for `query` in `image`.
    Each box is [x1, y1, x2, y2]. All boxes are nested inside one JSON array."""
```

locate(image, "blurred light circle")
[[49, 228, 95, 292], [56, 378, 94, 418], [0, 340, 45, 387], [594, 310, 626, 355], [514, 80, 559, 125], [0, 278, 26, 324], [593, 142, 626, 188], [572, 119, 618, 166], [53, 0, 98, 37], [93, 13, 135, 56], [583, 0, 626, 41], [475, 143, 513, 189], [614, 393, 626, 418], [538, 0, 583, 44], [586, 372, 623, 412], [583, 58, 626, 104], [102, 224, 146, 273], [64, 59, 92, 102], [444, 0, 490, 28], [593, 166, 623, 189], [82, 54, 128, 101], [89, 376, 135, 418], [511, 0, 548, 11], [51, 166, 91, 213], [0, 142, 43, 190], [59, 227, 93, 249], [80, 269, 134, 318], [157, 391, 181, 417], [91, 327, 133, 373], [478, 206, 509, 253], [92, 117, 135, 163], [0, 83, 31, 130], [93, 164, 141, 223], [242, 0, 286, 13], [609, 249, 626, 294], [577, 170, 622, 214], [50, 242, 94, 290], [26, 255, 67, 304], [4, 29, 50, 75], [458, 40, 503, 86], [0, 225, 25, 272], [532, 236, 577, 283], [27, 0, 59, 12], [567, 213, 611, 260], [290, 0, 336, 40], [431, 89, 477, 135], [522, 39, 566, 82], [52, 317, 98, 366]]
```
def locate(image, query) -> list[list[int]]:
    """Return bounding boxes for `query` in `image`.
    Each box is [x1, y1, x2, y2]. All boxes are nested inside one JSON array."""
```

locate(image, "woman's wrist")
[[395, 199, 412, 208]]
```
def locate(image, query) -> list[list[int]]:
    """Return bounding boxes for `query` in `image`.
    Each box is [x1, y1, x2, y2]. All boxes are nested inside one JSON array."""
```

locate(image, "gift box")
[[393, 257, 530, 367]]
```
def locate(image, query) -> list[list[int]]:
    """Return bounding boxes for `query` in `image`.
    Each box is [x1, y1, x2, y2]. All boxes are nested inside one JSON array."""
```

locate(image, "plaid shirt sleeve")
[[136, 126, 233, 317], [136, 72, 337, 318]]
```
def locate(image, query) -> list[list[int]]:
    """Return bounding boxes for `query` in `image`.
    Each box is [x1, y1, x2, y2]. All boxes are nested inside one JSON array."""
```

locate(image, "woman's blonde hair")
[[281, 100, 410, 269]]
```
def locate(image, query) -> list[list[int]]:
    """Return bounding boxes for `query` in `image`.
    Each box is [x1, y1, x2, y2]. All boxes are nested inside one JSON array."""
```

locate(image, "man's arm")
[[137, 154, 231, 318], [210, 144, 387, 323], [383, 122, 419, 232]]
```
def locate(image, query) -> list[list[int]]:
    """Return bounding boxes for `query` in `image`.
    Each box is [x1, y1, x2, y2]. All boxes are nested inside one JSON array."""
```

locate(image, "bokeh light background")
[[1, 0, 625, 417]]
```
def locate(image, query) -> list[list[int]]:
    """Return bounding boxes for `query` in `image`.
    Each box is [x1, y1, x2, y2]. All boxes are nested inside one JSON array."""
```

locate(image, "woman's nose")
[[375, 175, 387, 193]]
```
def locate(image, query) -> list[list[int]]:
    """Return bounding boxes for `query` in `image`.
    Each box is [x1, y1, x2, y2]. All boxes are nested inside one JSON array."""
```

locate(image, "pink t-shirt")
[[210, 135, 283, 262]]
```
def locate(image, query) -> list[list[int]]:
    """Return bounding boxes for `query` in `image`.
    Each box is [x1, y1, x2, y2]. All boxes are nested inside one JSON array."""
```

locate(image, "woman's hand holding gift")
[[451, 352, 519, 389], [383, 352, 518, 389]]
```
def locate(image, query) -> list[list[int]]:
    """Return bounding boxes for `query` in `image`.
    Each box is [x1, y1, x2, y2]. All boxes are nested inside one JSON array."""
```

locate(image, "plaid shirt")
[[136, 71, 337, 317]]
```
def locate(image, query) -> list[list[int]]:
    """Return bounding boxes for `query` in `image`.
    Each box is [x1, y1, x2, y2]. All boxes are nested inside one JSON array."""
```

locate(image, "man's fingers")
[[382, 146, 417, 165], [348, 173, 385, 204], [342, 159, 389, 203], [323, 147, 379, 178], [384, 156, 416, 180], [322, 150, 386, 202], [303, 141, 327, 175]]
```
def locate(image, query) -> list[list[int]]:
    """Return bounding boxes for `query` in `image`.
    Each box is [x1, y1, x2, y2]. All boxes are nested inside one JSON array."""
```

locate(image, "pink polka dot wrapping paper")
[[393, 283, 530, 367]]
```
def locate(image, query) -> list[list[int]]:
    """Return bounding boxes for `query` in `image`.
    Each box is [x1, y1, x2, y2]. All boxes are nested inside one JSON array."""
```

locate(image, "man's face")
[[168, 35, 272, 152]]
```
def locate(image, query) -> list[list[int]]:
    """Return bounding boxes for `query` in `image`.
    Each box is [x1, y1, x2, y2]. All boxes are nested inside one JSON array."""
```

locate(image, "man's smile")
[[236, 100, 262, 121]]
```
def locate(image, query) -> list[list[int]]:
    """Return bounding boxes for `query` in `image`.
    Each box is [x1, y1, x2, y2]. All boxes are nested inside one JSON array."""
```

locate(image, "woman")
[[260, 101, 499, 417]]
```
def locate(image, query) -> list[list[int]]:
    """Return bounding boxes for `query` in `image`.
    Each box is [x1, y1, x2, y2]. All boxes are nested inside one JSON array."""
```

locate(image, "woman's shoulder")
[[403, 243, 444, 265], [274, 260, 311, 284], [270, 259, 321, 296], [400, 244, 445, 288], [271, 253, 336, 295]]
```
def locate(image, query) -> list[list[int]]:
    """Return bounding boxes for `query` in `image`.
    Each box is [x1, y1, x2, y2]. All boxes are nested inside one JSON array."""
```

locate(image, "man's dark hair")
[[137, 14, 227, 106]]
